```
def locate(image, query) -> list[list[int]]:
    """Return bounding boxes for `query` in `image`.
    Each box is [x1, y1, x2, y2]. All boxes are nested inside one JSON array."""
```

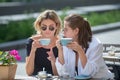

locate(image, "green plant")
[[0, 49, 21, 65], [81, 10, 120, 26], [0, 18, 35, 43], [60, 7, 71, 20]]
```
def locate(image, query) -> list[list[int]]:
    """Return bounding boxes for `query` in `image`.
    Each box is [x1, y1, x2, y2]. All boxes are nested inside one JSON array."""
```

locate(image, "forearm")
[[51, 61, 58, 75], [78, 50, 87, 68], [26, 49, 36, 76], [58, 47, 64, 65]]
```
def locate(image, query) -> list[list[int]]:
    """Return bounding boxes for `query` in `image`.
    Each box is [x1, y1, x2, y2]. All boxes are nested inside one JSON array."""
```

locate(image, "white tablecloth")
[[15, 75, 38, 80]]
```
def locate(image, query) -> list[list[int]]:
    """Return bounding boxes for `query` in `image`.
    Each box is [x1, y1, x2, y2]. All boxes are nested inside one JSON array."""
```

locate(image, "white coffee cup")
[[60, 38, 72, 46], [39, 38, 50, 45]]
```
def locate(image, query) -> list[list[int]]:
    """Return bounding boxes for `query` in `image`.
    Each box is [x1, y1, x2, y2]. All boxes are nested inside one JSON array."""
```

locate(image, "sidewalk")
[[94, 29, 120, 44]]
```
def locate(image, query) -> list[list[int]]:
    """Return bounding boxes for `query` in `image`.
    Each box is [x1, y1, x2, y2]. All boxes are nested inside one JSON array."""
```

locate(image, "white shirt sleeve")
[[55, 46, 75, 77], [78, 43, 103, 76], [78, 37, 113, 79], [56, 37, 113, 79]]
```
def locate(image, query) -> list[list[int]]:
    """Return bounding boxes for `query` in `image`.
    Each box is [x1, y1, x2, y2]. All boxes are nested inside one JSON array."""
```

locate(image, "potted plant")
[[0, 49, 21, 79]]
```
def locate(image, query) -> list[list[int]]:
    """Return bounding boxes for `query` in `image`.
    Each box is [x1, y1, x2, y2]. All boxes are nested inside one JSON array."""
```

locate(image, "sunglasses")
[[41, 26, 55, 31]]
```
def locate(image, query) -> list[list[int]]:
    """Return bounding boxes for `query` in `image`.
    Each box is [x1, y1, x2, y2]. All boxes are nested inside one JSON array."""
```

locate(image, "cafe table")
[[15, 75, 38, 80], [103, 53, 120, 64], [15, 75, 109, 80]]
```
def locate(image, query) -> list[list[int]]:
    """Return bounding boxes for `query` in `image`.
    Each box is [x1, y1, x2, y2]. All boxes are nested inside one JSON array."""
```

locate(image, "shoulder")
[[26, 38, 33, 44], [89, 37, 103, 48], [86, 37, 103, 57], [87, 37, 103, 53]]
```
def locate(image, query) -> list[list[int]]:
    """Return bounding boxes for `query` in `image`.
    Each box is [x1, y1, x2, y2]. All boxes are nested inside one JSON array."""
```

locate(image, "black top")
[[26, 39, 58, 75], [75, 66, 78, 75]]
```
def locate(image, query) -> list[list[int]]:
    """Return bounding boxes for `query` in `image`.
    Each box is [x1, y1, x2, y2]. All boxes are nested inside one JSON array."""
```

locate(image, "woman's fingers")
[[47, 48, 56, 62], [32, 39, 42, 48], [47, 56, 56, 62], [56, 40, 63, 50], [67, 42, 80, 51]]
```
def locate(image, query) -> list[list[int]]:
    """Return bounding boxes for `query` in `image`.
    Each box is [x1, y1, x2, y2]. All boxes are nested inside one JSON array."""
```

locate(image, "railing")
[[103, 43, 120, 79], [0, 39, 27, 51], [103, 43, 120, 53]]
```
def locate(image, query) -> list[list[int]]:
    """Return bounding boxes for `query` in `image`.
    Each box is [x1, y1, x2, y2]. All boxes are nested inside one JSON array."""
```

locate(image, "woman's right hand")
[[56, 40, 63, 50], [32, 39, 42, 50], [56, 40, 64, 65], [31, 34, 42, 50]]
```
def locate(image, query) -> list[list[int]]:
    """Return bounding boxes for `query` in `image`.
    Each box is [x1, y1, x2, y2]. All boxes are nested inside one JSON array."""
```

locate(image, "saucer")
[[74, 75, 91, 80]]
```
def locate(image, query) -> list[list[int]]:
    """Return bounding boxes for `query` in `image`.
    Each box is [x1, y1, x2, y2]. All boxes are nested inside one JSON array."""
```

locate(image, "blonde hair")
[[34, 9, 62, 36]]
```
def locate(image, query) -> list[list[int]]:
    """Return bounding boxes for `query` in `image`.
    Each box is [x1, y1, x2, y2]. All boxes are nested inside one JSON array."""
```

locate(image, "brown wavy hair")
[[64, 14, 92, 52]]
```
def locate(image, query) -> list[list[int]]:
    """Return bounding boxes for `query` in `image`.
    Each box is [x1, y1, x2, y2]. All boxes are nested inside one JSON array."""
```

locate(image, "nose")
[[46, 27, 50, 32]]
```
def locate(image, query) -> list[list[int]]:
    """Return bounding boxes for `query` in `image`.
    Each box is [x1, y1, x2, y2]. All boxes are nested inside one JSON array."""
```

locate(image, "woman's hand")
[[67, 41, 87, 68], [32, 39, 43, 50], [47, 48, 56, 62], [56, 40, 63, 50], [56, 40, 64, 65], [47, 48, 58, 75], [31, 34, 43, 50], [67, 41, 84, 54]]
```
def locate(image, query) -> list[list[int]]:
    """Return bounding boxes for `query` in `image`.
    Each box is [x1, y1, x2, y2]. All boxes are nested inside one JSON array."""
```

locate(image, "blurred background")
[[0, 0, 120, 77], [0, 0, 120, 44]]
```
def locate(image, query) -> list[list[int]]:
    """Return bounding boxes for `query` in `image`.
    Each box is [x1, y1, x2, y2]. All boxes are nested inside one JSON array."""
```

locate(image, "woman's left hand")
[[67, 41, 87, 68], [67, 41, 84, 54], [47, 48, 56, 62]]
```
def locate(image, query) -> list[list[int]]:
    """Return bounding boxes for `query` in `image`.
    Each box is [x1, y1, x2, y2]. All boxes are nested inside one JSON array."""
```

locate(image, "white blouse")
[[55, 37, 114, 79]]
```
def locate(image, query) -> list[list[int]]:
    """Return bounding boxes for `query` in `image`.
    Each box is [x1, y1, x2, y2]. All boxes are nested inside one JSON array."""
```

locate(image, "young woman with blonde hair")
[[26, 10, 62, 76]]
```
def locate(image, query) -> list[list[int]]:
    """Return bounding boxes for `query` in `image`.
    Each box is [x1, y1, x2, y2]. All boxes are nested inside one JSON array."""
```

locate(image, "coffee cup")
[[39, 38, 50, 45], [60, 38, 72, 46]]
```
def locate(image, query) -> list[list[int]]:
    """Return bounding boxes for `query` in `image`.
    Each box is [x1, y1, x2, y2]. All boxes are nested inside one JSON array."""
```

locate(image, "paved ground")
[[16, 29, 120, 76], [94, 29, 120, 44]]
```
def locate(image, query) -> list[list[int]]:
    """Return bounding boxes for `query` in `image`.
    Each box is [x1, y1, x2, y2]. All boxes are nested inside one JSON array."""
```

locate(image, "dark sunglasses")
[[41, 26, 55, 31]]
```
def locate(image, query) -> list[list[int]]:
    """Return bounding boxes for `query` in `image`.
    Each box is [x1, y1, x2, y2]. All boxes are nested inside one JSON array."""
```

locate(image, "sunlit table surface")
[[15, 75, 108, 80], [103, 53, 120, 63], [15, 75, 38, 80]]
